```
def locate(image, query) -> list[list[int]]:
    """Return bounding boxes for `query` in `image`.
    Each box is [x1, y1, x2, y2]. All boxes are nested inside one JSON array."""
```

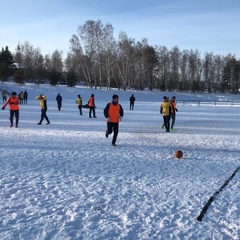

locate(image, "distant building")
[[12, 63, 26, 69]]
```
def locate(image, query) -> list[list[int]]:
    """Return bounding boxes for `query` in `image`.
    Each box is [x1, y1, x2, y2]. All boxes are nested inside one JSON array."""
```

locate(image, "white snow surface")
[[0, 83, 240, 240]]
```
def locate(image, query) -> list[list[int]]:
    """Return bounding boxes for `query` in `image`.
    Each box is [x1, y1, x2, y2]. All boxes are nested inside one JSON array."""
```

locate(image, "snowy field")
[[0, 83, 239, 240]]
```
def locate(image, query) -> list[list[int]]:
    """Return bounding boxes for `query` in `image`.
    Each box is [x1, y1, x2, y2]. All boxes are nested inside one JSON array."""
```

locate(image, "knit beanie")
[[112, 94, 119, 100]]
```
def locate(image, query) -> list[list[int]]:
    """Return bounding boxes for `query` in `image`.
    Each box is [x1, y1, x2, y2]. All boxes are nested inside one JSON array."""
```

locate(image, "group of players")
[[1, 91, 177, 145]]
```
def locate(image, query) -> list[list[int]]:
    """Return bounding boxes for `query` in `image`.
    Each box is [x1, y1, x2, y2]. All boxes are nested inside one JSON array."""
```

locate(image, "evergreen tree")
[[0, 46, 14, 83], [66, 70, 78, 87], [13, 68, 25, 84], [49, 69, 61, 86]]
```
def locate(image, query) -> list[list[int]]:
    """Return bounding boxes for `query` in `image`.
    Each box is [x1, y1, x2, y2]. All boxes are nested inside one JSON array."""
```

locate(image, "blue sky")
[[1, 0, 240, 59]]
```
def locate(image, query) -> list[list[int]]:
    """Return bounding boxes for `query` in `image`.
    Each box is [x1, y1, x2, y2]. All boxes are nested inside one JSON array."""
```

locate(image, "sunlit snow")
[[0, 83, 239, 240]]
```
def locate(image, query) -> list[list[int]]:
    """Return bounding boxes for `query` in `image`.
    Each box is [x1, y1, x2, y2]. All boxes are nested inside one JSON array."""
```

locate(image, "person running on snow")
[[36, 94, 50, 125], [2, 91, 20, 128], [76, 94, 83, 115], [104, 94, 124, 146], [169, 96, 178, 131], [88, 94, 97, 118], [160, 96, 172, 132]]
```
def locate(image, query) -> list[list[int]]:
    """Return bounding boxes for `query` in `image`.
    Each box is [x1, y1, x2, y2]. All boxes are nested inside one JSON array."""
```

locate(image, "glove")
[[175, 108, 178, 112], [2, 107, 4, 110], [106, 117, 110, 122]]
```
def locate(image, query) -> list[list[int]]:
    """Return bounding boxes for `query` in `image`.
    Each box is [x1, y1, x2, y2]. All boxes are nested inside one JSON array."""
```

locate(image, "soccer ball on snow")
[[175, 150, 183, 159]]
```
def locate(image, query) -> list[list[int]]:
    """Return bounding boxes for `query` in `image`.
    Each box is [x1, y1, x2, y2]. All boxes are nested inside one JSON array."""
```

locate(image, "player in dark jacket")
[[24, 90, 28, 104], [129, 94, 135, 110], [56, 93, 62, 111]]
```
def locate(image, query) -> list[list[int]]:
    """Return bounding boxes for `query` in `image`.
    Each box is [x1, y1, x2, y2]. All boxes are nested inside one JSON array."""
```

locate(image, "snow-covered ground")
[[0, 83, 239, 240]]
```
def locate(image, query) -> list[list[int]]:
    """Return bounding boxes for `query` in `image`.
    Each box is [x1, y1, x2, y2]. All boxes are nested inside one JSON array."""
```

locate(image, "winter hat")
[[11, 92, 17, 96], [91, 94, 94, 97], [163, 96, 168, 99], [112, 94, 119, 100]]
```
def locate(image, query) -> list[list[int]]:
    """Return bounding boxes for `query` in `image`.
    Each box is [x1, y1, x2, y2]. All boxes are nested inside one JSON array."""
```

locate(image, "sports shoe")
[[112, 143, 117, 146], [10, 125, 13, 128], [170, 128, 174, 131], [37, 122, 42, 125], [161, 124, 164, 129], [105, 130, 109, 138], [46, 122, 50, 125]]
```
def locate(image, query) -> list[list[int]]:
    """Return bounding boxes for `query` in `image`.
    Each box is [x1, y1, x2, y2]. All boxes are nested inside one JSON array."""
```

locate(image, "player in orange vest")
[[2, 92, 20, 127], [103, 94, 124, 146], [88, 94, 97, 118], [170, 96, 178, 131]]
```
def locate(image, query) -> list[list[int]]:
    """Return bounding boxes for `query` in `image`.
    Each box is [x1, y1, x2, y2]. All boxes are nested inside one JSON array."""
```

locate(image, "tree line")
[[1, 19, 240, 93]]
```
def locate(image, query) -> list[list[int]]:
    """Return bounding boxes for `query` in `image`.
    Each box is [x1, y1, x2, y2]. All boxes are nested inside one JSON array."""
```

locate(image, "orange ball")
[[175, 150, 183, 159]]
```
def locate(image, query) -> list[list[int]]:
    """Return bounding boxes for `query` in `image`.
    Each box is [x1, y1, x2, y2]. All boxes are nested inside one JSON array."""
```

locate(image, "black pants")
[[78, 105, 82, 115], [57, 102, 62, 110], [24, 98, 27, 104], [39, 109, 50, 124], [170, 113, 176, 129], [107, 122, 119, 144], [10, 110, 19, 127], [163, 115, 170, 132], [130, 103, 134, 110], [89, 107, 96, 117]]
